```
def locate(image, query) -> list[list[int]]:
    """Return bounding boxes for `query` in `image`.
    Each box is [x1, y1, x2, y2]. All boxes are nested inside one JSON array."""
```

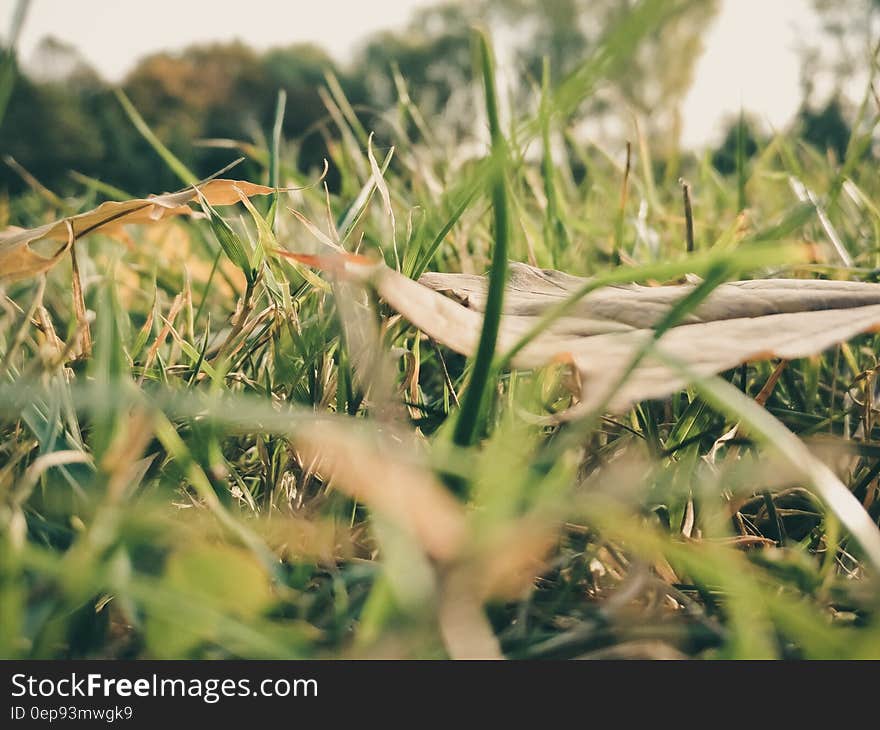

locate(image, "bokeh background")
[[2, 0, 875, 196]]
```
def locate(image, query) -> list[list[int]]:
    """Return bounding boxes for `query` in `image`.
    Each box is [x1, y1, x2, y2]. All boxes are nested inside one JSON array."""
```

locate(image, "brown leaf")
[[294, 255, 880, 413], [0, 179, 274, 283]]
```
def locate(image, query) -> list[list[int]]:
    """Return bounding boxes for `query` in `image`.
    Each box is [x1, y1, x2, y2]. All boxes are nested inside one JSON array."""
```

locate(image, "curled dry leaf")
[[290, 254, 880, 413], [420, 263, 880, 413], [0, 179, 274, 283]]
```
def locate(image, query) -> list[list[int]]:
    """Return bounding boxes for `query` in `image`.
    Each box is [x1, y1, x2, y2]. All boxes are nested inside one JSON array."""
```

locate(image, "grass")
[[3, 5, 880, 659], [451, 31, 508, 451]]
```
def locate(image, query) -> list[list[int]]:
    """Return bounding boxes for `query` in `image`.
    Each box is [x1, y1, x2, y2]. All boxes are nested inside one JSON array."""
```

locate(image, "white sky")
[[680, 0, 823, 147], [4, 0, 830, 148]]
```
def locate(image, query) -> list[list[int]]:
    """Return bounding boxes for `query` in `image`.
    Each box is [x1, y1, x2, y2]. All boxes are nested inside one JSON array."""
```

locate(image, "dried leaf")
[[295, 255, 880, 413], [0, 179, 274, 283], [367, 132, 398, 267]]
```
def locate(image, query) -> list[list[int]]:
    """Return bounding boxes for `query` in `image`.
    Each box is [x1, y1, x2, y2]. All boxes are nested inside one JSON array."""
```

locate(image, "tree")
[[0, 0, 721, 197], [356, 2, 476, 116], [0, 73, 105, 193], [262, 44, 352, 179], [711, 114, 762, 175], [802, 0, 880, 103], [352, 0, 719, 149], [798, 96, 853, 162]]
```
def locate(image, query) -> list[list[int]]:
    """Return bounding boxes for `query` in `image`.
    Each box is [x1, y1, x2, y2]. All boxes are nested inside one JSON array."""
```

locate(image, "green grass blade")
[[115, 88, 198, 187], [0, 0, 30, 126], [736, 108, 747, 212], [269, 88, 287, 229], [452, 30, 510, 448]]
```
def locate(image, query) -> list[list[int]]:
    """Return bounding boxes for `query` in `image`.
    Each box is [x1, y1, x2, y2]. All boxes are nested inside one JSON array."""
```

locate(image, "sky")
[[4, 0, 829, 148], [679, 0, 822, 147]]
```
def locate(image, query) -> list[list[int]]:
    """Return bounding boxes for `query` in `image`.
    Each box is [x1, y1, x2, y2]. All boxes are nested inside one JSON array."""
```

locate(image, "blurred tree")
[[263, 43, 338, 136], [802, 0, 880, 102], [495, 0, 593, 82], [0, 73, 105, 193], [0, 0, 720, 197], [352, 0, 719, 147], [124, 42, 269, 137], [798, 96, 853, 162], [262, 43, 353, 178], [791, 1, 879, 166], [122, 42, 271, 185], [711, 114, 762, 175], [606, 0, 718, 149], [356, 2, 476, 119]]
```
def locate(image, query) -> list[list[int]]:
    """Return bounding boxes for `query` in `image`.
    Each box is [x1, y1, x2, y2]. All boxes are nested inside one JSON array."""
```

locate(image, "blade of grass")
[[452, 30, 509, 448], [367, 132, 398, 269], [337, 147, 394, 243], [736, 108, 747, 213], [0, 0, 30, 125], [410, 172, 484, 279], [540, 57, 569, 268], [269, 88, 286, 230], [115, 88, 198, 187]]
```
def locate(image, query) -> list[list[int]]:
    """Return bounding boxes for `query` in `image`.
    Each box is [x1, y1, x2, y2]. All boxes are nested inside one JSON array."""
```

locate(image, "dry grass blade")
[[284, 252, 488, 356], [366, 132, 398, 267], [0, 179, 274, 282], [438, 569, 504, 660], [68, 225, 92, 359], [564, 302, 880, 413], [292, 420, 466, 561]]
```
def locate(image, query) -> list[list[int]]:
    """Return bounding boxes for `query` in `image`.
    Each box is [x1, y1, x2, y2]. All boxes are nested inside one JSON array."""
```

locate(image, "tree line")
[[0, 0, 866, 198]]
